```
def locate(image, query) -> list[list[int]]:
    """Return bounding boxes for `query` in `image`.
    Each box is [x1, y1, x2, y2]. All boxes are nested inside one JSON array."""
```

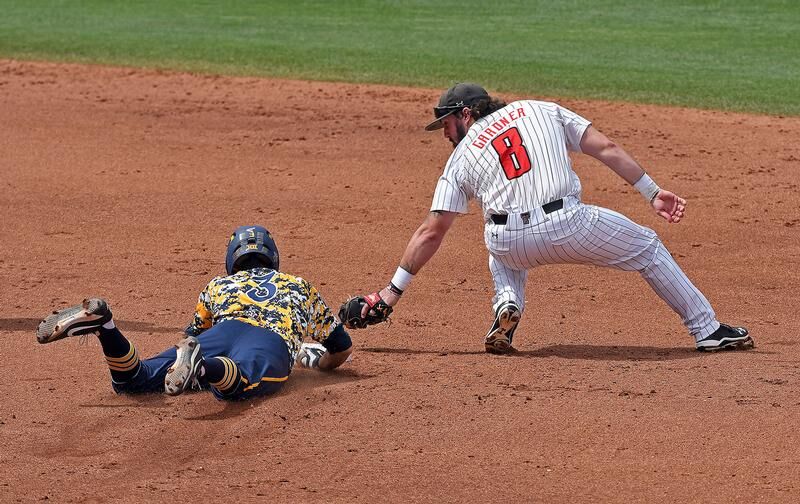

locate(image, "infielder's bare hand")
[[651, 190, 686, 223]]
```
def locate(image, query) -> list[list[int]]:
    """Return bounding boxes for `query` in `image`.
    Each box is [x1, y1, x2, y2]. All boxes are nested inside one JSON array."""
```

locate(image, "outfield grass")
[[0, 0, 798, 115]]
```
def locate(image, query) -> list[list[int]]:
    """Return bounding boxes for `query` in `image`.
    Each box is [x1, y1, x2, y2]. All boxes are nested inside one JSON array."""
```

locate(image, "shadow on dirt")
[[283, 367, 370, 390], [515, 344, 703, 361], [185, 399, 260, 421], [0, 317, 177, 333], [72, 368, 373, 422], [361, 347, 486, 356], [185, 368, 371, 421], [78, 394, 170, 409], [361, 344, 708, 361]]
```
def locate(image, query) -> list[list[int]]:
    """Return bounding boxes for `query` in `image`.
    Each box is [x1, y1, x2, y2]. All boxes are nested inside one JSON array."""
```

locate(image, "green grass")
[[1, 0, 798, 115]]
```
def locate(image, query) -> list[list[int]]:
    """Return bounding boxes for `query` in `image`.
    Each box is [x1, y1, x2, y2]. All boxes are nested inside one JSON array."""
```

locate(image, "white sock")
[[102, 320, 116, 330]]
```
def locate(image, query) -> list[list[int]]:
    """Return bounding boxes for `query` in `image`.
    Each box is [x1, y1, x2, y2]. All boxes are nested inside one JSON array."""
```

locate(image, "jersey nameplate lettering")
[[471, 107, 527, 149]]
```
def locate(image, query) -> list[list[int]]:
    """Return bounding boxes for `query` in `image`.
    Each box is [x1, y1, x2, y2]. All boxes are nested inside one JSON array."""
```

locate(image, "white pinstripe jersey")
[[430, 100, 591, 218]]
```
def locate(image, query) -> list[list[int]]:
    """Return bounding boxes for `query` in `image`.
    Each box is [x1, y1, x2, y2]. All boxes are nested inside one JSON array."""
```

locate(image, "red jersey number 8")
[[491, 127, 532, 180]]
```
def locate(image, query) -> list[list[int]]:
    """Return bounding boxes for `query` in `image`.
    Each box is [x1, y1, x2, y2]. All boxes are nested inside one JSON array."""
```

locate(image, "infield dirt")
[[1, 60, 799, 503]]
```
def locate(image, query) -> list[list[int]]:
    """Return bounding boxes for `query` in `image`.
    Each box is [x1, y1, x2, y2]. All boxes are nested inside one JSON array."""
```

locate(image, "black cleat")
[[484, 301, 521, 354], [696, 324, 753, 351]]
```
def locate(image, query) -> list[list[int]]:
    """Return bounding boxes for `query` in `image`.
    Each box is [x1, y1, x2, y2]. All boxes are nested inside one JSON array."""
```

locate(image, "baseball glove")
[[338, 292, 393, 329]]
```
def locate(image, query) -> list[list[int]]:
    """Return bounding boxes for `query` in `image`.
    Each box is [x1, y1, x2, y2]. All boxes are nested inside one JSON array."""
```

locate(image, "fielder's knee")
[[639, 236, 667, 272]]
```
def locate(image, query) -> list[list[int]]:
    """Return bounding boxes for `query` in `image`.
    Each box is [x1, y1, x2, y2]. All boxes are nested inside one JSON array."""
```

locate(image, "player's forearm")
[[398, 211, 457, 275], [595, 145, 646, 185], [598, 147, 664, 202], [399, 223, 446, 275], [376, 211, 456, 305], [318, 346, 353, 370]]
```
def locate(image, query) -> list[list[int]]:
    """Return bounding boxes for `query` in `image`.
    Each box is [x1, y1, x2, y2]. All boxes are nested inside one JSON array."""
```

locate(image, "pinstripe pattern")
[[430, 100, 720, 343], [484, 200, 718, 339], [431, 100, 587, 219]]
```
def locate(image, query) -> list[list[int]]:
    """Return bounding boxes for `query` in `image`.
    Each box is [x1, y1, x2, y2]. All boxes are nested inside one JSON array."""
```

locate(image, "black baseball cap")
[[424, 82, 490, 131]]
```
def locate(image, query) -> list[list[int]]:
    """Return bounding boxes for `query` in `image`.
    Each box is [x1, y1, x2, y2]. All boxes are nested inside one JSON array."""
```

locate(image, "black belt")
[[490, 199, 564, 225]]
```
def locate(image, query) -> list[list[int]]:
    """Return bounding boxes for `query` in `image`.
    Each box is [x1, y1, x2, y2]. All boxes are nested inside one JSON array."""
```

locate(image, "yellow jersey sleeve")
[[302, 279, 339, 345], [185, 281, 215, 336]]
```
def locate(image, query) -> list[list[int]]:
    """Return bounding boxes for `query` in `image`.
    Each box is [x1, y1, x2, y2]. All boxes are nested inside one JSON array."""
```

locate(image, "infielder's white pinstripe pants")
[[484, 196, 720, 341]]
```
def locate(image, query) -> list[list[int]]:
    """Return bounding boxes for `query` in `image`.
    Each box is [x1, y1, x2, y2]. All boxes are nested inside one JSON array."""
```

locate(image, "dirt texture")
[[1, 60, 799, 503]]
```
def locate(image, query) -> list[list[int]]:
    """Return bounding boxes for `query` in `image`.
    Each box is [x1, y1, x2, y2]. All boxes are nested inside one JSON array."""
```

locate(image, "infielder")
[[341, 83, 752, 354], [36, 225, 352, 399]]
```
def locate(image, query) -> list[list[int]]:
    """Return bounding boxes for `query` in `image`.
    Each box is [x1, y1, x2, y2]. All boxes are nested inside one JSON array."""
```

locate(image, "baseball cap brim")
[[424, 108, 459, 131], [424, 82, 490, 131]]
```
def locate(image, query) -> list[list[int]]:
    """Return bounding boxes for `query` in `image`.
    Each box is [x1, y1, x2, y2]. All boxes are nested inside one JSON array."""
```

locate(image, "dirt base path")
[[1, 60, 799, 503]]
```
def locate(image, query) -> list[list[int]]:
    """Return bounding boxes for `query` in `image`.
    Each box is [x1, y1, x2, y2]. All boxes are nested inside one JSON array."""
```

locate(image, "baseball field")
[[2, 1, 800, 502]]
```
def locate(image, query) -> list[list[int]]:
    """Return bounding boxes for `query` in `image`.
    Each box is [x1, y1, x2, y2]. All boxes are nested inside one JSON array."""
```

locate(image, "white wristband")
[[390, 267, 415, 292], [633, 173, 660, 203]]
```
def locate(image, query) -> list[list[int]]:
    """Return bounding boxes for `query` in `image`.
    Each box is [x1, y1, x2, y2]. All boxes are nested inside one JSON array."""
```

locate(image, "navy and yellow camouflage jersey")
[[185, 267, 339, 361]]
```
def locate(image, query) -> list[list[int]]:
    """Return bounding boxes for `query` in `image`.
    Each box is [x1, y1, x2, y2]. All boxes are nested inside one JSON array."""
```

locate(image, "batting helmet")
[[225, 225, 280, 275]]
